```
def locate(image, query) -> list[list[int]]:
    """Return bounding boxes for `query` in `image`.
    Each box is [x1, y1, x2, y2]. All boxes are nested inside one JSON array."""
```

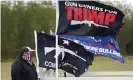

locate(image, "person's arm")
[[11, 59, 22, 80]]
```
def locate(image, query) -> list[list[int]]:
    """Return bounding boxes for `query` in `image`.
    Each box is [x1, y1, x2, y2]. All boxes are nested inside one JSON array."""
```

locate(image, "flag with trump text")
[[56, 1, 125, 63], [60, 35, 124, 63], [57, 1, 124, 36]]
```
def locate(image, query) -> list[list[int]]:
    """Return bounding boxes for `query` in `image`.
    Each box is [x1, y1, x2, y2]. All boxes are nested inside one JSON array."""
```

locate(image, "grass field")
[[1, 56, 133, 80]]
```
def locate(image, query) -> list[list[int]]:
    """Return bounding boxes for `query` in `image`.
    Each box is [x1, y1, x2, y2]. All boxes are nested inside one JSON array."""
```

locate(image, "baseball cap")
[[20, 46, 35, 54]]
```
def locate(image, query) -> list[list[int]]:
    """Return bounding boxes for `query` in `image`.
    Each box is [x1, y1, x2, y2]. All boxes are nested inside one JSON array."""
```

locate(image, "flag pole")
[[55, 0, 59, 79], [55, 35, 58, 79], [34, 30, 39, 73]]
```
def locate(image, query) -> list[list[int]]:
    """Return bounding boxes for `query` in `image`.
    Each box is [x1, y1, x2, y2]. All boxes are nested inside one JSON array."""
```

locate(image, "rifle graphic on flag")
[[35, 1, 125, 78], [56, 1, 125, 63], [34, 31, 94, 77], [70, 20, 108, 28], [55, 1, 125, 77]]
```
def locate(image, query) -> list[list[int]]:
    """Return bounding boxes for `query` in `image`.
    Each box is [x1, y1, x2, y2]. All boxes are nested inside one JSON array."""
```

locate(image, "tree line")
[[1, 1, 56, 60]]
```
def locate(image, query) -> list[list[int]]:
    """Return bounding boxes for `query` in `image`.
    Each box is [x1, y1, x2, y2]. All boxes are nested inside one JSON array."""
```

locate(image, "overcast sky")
[[101, 0, 133, 6], [8, 0, 133, 4], [53, 0, 133, 5]]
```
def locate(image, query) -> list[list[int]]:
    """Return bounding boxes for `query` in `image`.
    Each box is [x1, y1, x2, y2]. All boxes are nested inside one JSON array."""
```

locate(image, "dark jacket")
[[11, 56, 38, 80]]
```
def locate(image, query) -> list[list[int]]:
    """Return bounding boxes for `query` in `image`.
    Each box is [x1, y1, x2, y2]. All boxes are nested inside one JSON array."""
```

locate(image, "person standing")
[[11, 46, 38, 80]]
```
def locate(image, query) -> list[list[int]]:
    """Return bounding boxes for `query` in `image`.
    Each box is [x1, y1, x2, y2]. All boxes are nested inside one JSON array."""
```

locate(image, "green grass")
[[89, 56, 133, 71], [1, 56, 133, 80]]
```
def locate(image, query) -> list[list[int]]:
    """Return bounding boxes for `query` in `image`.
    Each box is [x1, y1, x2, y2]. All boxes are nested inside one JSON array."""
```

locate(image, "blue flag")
[[60, 35, 125, 63]]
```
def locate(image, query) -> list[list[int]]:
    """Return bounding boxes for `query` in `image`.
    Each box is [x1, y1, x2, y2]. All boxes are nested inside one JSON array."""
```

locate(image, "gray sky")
[[8, 0, 133, 4], [101, 0, 133, 6]]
